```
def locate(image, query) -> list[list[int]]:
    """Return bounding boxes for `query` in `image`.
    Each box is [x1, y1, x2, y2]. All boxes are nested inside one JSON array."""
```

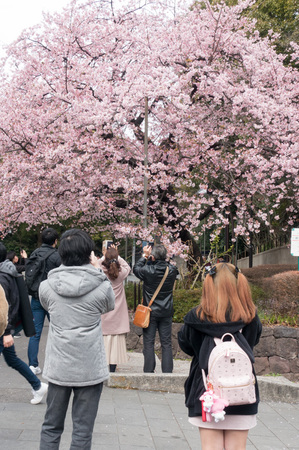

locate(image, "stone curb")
[[107, 373, 299, 403], [257, 375, 299, 403]]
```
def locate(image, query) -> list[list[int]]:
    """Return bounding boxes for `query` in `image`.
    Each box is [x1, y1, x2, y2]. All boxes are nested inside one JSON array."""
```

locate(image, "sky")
[[0, 0, 72, 49]]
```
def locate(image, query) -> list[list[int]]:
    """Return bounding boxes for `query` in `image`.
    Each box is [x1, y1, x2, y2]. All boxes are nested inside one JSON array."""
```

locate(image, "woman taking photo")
[[99, 245, 131, 372], [178, 263, 262, 450]]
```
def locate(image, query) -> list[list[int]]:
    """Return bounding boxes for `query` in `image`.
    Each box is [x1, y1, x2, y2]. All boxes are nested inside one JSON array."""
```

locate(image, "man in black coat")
[[133, 244, 178, 373], [26, 228, 61, 375]]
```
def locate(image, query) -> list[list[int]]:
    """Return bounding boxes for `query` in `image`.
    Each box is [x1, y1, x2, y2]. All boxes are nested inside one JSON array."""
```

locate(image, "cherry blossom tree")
[[0, 0, 298, 256]]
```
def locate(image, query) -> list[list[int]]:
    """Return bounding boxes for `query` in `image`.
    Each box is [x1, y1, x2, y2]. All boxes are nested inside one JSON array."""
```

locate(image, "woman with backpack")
[[178, 263, 262, 450]]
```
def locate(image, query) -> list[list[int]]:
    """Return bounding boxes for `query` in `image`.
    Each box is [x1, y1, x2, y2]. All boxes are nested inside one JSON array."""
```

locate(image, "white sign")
[[291, 228, 299, 256]]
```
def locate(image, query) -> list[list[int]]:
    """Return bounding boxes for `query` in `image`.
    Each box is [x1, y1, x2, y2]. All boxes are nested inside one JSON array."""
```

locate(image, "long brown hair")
[[197, 263, 256, 323], [102, 248, 121, 280]]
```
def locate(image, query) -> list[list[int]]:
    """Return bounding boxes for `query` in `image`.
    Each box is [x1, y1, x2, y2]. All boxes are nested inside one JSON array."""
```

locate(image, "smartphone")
[[142, 241, 154, 249], [103, 240, 113, 251]]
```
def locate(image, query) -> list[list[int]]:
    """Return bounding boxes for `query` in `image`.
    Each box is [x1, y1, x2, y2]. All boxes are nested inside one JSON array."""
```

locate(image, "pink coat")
[[99, 256, 131, 335]]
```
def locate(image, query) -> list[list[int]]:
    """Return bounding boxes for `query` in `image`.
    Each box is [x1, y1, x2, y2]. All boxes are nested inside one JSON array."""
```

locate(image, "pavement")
[[0, 323, 298, 450]]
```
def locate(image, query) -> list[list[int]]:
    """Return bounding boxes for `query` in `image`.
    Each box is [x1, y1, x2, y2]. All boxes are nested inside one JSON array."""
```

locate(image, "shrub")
[[242, 264, 297, 282], [173, 288, 202, 322], [250, 283, 268, 305], [258, 271, 298, 324]]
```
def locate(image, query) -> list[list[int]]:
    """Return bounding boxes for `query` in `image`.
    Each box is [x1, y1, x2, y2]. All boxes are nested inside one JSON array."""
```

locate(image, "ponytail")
[[102, 248, 121, 280]]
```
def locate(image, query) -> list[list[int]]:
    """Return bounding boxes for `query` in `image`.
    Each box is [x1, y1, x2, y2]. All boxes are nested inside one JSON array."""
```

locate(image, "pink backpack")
[[202, 333, 256, 406]]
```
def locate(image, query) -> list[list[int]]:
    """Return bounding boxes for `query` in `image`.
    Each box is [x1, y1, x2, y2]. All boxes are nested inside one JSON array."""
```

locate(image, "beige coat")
[[0, 285, 8, 337]]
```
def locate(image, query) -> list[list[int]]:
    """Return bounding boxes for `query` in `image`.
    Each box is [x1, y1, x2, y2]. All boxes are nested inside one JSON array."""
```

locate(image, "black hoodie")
[[0, 260, 20, 335], [178, 307, 262, 417]]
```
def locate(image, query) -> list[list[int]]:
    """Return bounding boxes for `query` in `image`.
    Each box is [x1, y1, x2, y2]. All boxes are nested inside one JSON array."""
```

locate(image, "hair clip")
[[207, 265, 216, 276]]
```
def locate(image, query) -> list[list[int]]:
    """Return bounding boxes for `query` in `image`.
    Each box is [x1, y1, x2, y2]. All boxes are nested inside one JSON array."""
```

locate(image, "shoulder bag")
[[133, 266, 169, 328]]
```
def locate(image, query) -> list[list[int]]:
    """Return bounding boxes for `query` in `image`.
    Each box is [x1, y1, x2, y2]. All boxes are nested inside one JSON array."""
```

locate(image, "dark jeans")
[[143, 315, 173, 373], [40, 382, 103, 450], [28, 297, 49, 367], [0, 337, 41, 390]]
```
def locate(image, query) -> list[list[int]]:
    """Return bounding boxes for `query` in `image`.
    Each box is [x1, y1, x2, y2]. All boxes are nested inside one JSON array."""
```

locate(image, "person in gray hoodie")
[[39, 229, 115, 450]]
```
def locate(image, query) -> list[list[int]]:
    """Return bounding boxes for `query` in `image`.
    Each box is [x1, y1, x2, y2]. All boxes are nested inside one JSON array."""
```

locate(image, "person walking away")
[[0, 243, 48, 404], [39, 229, 115, 450], [26, 228, 61, 375], [178, 263, 262, 450], [98, 245, 131, 372], [133, 244, 178, 373]]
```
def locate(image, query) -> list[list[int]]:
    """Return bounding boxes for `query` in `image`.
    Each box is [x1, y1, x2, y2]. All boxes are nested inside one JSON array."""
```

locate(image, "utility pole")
[[143, 97, 149, 229]]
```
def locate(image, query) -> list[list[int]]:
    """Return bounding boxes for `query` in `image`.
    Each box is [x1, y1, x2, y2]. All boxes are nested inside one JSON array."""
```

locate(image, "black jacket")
[[178, 308, 262, 417], [133, 258, 178, 318], [0, 260, 20, 335], [27, 244, 61, 299], [30, 244, 61, 274]]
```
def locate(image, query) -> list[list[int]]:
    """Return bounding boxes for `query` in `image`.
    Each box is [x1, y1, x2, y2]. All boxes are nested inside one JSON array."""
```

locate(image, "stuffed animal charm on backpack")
[[200, 389, 229, 422]]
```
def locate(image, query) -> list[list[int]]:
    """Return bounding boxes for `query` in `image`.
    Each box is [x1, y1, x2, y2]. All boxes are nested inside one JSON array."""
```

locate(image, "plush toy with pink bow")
[[200, 389, 229, 422]]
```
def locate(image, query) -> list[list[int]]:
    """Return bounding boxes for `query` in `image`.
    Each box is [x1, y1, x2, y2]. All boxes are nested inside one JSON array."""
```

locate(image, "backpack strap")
[[44, 248, 56, 262], [202, 369, 208, 390]]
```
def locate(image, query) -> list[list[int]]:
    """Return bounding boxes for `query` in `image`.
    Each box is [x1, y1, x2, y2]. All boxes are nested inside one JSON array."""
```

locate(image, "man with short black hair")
[[39, 228, 115, 449], [133, 244, 178, 373], [26, 228, 61, 375]]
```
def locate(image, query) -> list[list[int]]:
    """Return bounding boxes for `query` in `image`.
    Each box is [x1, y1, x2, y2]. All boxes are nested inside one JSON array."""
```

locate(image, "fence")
[[133, 282, 142, 311]]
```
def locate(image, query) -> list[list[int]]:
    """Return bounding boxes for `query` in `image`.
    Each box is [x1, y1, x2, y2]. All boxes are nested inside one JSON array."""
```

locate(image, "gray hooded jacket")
[[39, 264, 115, 386]]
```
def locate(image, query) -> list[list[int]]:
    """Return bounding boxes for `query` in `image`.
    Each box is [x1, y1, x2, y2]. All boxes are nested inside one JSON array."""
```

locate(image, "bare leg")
[[199, 428, 224, 450], [224, 430, 249, 450]]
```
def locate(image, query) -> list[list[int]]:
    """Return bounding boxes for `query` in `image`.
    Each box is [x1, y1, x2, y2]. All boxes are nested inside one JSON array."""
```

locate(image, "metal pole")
[[132, 238, 136, 268], [235, 237, 238, 266], [143, 97, 148, 228], [249, 232, 253, 268], [225, 223, 229, 261], [125, 196, 129, 261], [203, 218, 206, 257]]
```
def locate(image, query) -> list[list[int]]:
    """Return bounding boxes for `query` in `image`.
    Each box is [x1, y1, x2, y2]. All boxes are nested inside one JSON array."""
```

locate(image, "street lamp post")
[[143, 97, 148, 229]]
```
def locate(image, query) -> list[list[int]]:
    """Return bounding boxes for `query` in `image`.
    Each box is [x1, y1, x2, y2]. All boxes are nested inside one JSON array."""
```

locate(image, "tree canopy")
[[0, 0, 298, 255], [208, 0, 299, 65]]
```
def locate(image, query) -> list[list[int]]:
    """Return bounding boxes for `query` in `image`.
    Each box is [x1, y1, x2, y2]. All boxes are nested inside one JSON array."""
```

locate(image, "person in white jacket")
[[39, 229, 115, 450]]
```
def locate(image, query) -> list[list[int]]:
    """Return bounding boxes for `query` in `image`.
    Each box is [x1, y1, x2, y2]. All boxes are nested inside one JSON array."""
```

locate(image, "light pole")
[[143, 97, 149, 229]]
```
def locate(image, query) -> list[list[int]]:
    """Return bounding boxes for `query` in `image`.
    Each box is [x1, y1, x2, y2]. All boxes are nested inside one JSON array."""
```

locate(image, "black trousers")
[[143, 315, 173, 373]]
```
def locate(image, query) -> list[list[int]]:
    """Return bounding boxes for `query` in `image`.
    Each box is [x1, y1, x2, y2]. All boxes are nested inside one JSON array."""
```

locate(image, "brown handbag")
[[133, 266, 169, 328]]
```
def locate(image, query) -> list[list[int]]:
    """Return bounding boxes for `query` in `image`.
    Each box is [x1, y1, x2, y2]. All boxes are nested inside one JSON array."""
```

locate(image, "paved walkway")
[[0, 325, 298, 449]]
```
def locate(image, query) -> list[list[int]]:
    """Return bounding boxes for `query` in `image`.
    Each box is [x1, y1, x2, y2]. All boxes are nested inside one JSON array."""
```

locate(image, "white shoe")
[[30, 366, 42, 375], [31, 382, 48, 405]]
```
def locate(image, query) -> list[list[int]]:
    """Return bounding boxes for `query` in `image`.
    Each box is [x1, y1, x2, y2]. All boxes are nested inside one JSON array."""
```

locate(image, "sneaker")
[[30, 366, 42, 375], [31, 382, 48, 405]]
